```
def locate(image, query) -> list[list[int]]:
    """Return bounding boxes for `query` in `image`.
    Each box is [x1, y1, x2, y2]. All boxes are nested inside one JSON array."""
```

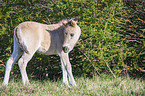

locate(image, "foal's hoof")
[[70, 82, 77, 87], [2, 83, 8, 87], [61, 83, 71, 88]]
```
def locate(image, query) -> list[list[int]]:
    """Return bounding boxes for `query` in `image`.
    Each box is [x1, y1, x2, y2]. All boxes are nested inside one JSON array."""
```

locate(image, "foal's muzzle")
[[62, 46, 69, 53]]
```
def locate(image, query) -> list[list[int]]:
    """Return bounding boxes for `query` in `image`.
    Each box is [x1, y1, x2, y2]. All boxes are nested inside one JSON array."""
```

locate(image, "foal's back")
[[15, 21, 63, 55]]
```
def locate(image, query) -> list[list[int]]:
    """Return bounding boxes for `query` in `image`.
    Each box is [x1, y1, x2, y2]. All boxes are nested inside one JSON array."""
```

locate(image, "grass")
[[0, 74, 145, 96]]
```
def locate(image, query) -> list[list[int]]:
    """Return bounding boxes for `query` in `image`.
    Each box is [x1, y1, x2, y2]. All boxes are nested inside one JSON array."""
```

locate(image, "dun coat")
[[2, 18, 81, 86]]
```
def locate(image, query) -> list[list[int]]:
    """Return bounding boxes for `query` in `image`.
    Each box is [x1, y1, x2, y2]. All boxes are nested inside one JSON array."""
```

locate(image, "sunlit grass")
[[0, 74, 145, 96]]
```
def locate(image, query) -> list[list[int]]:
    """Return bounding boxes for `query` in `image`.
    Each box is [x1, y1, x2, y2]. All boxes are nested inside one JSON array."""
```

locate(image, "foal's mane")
[[58, 19, 68, 25]]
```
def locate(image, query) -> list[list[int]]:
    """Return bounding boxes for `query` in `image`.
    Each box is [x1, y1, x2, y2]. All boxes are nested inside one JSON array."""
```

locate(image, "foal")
[[2, 18, 81, 86]]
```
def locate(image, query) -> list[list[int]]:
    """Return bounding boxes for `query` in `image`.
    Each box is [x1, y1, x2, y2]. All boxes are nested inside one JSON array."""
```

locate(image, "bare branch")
[[140, 68, 145, 72], [78, 48, 101, 77]]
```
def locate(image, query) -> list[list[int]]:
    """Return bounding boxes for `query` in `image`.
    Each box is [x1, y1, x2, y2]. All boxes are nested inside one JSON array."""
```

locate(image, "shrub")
[[0, 0, 144, 80]]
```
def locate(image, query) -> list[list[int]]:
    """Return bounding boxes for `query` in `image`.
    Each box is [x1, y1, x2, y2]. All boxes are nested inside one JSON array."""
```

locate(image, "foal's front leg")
[[61, 58, 69, 86], [60, 53, 76, 86]]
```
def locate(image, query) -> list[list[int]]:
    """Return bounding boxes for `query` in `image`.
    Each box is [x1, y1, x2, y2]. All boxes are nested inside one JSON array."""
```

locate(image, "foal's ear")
[[72, 17, 78, 22], [62, 18, 77, 27], [62, 20, 68, 27], [68, 20, 77, 27]]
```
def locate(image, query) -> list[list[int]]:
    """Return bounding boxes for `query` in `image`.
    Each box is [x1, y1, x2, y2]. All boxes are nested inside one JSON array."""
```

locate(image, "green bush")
[[0, 0, 144, 80], [120, 0, 145, 75]]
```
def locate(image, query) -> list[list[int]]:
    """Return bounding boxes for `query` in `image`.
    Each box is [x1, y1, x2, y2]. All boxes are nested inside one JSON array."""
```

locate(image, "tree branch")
[[78, 48, 101, 77]]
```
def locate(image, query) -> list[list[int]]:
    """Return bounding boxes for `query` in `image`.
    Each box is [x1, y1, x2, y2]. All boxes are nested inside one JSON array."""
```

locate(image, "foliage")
[[120, 0, 145, 75], [0, 74, 145, 96], [0, 0, 144, 80]]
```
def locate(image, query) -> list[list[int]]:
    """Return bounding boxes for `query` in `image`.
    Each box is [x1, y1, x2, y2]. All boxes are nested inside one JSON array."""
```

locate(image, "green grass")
[[0, 74, 145, 96]]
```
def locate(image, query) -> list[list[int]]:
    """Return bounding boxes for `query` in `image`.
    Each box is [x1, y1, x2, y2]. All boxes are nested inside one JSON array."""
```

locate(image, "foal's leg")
[[60, 53, 76, 86], [60, 58, 69, 85], [3, 42, 22, 86], [18, 53, 33, 85]]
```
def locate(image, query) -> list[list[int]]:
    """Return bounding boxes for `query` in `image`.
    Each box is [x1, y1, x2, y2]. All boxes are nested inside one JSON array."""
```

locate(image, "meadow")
[[0, 74, 144, 96]]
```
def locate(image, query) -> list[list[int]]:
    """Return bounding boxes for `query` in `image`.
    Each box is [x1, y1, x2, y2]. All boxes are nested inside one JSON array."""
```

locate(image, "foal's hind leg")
[[18, 53, 33, 85], [3, 43, 22, 86]]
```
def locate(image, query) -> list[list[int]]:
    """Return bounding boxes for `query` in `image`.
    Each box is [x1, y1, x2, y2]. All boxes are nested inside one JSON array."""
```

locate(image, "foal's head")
[[62, 18, 81, 53]]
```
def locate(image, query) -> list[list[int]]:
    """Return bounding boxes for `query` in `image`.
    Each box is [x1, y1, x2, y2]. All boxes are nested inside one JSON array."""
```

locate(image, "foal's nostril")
[[62, 46, 69, 53]]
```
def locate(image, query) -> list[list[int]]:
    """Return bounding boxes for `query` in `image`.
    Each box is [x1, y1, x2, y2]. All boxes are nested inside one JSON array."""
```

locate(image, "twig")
[[104, 10, 114, 31], [105, 61, 116, 78], [78, 48, 101, 77], [45, 15, 51, 24], [104, 22, 108, 31], [118, 39, 142, 44], [140, 68, 145, 72], [139, 52, 145, 55]]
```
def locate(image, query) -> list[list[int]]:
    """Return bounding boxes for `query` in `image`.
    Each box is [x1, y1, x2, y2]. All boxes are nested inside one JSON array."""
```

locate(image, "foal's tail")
[[14, 27, 29, 54]]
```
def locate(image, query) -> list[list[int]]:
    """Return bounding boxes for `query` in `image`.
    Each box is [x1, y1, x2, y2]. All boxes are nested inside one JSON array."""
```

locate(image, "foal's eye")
[[65, 32, 68, 36], [70, 33, 74, 37]]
